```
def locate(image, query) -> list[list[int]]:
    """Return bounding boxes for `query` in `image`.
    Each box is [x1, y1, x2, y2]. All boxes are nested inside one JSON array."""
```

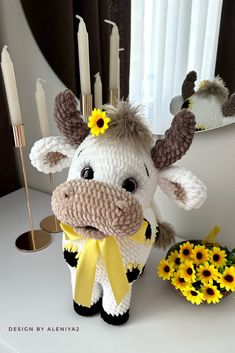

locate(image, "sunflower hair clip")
[[88, 109, 111, 137]]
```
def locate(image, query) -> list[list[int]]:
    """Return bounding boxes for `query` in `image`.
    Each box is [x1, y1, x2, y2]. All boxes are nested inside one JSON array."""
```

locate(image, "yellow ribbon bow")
[[60, 220, 149, 307]]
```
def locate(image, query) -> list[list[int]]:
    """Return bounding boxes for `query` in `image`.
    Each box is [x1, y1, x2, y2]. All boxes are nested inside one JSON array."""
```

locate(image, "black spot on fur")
[[155, 225, 159, 242], [63, 250, 79, 267], [181, 99, 190, 109], [100, 307, 129, 325], [126, 267, 141, 283], [73, 298, 101, 316], [144, 219, 152, 240]]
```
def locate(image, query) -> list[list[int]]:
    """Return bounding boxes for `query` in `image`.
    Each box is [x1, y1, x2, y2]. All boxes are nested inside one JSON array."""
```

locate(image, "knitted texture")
[[151, 110, 196, 169], [29, 93, 208, 324], [222, 93, 235, 117], [158, 166, 207, 211], [188, 94, 224, 129], [169, 95, 184, 116], [103, 101, 153, 150], [196, 76, 229, 103], [181, 70, 197, 100], [63, 207, 157, 318], [52, 179, 143, 239], [156, 222, 175, 249], [29, 136, 76, 174], [170, 71, 235, 129], [44, 151, 66, 167], [54, 89, 89, 146]]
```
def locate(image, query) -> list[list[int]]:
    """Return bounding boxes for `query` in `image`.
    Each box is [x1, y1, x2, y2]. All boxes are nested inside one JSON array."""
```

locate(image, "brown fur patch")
[[171, 182, 188, 203], [103, 101, 153, 151], [155, 222, 176, 249], [44, 152, 66, 167], [196, 76, 229, 103]]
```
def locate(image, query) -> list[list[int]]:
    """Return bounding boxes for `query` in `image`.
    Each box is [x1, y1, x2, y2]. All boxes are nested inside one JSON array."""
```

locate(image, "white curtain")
[[129, 0, 223, 134]]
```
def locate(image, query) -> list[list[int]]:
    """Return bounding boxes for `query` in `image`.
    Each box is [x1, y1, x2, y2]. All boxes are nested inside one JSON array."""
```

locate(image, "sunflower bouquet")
[[157, 227, 235, 305]]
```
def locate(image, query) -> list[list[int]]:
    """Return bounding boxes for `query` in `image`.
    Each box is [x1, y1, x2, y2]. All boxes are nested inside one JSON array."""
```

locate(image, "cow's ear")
[[158, 166, 207, 210], [30, 136, 77, 174], [169, 95, 184, 115]]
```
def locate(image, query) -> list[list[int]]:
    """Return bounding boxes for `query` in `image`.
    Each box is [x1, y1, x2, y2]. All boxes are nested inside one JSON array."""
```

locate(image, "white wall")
[[156, 123, 235, 248], [0, 0, 235, 246]]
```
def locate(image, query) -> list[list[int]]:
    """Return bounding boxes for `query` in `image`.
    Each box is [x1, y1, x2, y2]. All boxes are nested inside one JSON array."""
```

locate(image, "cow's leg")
[[70, 269, 103, 316], [101, 283, 132, 325]]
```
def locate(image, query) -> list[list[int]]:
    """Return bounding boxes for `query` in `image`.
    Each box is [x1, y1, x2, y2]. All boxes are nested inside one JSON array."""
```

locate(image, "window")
[[129, 0, 223, 134]]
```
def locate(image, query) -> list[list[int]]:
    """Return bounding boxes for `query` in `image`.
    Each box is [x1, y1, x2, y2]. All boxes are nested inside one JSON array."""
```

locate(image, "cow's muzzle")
[[52, 179, 143, 239]]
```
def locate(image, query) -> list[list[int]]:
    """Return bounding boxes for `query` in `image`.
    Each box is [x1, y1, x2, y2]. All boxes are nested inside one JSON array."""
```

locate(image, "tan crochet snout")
[[52, 179, 143, 239]]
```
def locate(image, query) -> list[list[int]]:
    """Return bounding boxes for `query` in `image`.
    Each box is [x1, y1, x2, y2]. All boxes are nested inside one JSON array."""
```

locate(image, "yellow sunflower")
[[157, 259, 174, 280], [202, 284, 222, 304], [171, 274, 189, 291], [218, 266, 235, 291], [88, 109, 111, 136], [179, 241, 194, 260], [182, 287, 204, 305], [179, 260, 196, 283], [168, 250, 181, 267], [209, 247, 227, 268], [197, 262, 219, 284], [191, 245, 209, 265]]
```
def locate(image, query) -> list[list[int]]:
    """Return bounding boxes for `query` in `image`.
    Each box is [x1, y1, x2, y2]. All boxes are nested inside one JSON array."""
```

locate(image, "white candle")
[[1, 45, 22, 125], [94, 72, 102, 109], [118, 48, 124, 100], [104, 20, 120, 90], [35, 79, 50, 137], [76, 15, 91, 95]]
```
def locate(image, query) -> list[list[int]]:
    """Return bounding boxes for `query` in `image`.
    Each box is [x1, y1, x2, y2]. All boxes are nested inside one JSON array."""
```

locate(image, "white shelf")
[[0, 188, 234, 353]]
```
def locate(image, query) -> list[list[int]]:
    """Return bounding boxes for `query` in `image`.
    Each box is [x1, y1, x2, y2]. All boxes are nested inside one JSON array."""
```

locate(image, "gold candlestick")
[[109, 88, 118, 106], [80, 94, 93, 122], [12, 125, 51, 252], [40, 173, 61, 233]]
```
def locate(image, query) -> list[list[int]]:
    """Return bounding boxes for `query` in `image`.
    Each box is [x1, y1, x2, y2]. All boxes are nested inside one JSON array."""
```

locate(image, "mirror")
[[169, 71, 235, 132], [20, 0, 235, 133]]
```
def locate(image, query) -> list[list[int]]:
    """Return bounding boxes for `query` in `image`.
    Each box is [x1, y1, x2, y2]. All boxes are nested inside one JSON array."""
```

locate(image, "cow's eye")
[[81, 166, 94, 180], [122, 178, 137, 193]]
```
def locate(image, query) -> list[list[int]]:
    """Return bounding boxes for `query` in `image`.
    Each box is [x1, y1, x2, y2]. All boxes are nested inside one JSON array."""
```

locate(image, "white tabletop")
[[0, 188, 234, 353]]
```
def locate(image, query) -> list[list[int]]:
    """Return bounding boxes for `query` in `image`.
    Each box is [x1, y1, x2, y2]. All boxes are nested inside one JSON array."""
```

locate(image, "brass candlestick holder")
[[12, 125, 51, 252], [80, 94, 93, 122], [109, 88, 118, 106], [40, 173, 61, 233]]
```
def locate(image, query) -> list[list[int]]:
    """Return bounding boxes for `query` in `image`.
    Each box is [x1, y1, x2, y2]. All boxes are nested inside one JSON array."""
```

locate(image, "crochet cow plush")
[[30, 90, 207, 325], [170, 71, 235, 130]]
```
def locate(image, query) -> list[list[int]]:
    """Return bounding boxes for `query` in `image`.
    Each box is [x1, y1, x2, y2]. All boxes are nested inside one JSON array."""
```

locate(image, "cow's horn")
[[151, 110, 196, 169], [182, 71, 197, 100], [54, 89, 89, 146], [222, 93, 235, 117]]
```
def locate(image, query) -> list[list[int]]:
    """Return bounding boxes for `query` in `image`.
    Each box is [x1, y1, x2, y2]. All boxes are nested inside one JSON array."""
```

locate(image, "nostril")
[[62, 187, 72, 199], [115, 200, 129, 212]]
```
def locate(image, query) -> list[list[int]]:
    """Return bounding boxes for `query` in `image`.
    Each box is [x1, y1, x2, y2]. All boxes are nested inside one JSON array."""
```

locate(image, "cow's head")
[[170, 71, 235, 130], [30, 90, 207, 239]]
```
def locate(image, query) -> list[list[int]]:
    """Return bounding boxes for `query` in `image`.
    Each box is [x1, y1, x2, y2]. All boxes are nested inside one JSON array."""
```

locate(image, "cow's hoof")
[[73, 298, 101, 316], [100, 307, 129, 325]]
